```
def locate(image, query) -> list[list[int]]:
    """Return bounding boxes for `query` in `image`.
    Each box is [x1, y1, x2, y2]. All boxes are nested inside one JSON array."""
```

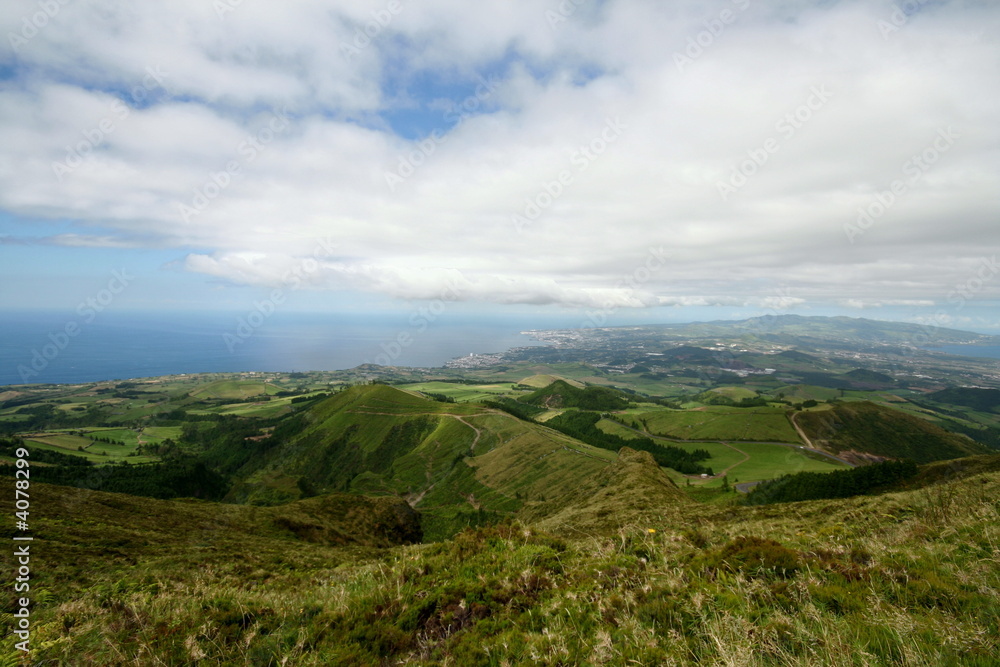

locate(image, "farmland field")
[[626, 407, 801, 443], [189, 380, 281, 400], [399, 381, 517, 402]]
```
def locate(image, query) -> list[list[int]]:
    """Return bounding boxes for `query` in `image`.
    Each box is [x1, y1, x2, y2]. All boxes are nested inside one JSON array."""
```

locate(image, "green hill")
[[795, 401, 988, 463], [526, 447, 692, 535], [521, 380, 631, 411], [926, 387, 1000, 413], [518, 374, 585, 389], [204, 384, 617, 537]]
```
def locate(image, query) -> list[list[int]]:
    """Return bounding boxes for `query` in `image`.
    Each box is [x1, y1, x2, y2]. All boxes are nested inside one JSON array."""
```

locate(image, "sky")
[[1, 0, 999, 332]]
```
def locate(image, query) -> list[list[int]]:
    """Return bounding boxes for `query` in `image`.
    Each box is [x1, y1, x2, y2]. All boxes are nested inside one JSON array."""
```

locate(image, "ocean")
[[0, 310, 563, 386], [926, 345, 1000, 360]]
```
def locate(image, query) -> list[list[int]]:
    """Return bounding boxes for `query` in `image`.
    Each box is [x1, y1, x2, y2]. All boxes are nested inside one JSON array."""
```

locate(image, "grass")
[[399, 381, 518, 402], [517, 374, 585, 389], [23, 433, 94, 450], [19, 439, 158, 464], [597, 419, 847, 486], [4, 463, 998, 665], [188, 380, 280, 400], [626, 407, 802, 443]]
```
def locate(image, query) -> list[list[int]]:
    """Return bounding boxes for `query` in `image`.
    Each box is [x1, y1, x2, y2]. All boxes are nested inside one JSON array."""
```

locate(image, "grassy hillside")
[[926, 387, 1000, 413], [525, 447, 691, 535], [518, 374, 585, 389], [5, 461, 998, 665], [795, 401, 989, 463], [209, 384, 615, 538]]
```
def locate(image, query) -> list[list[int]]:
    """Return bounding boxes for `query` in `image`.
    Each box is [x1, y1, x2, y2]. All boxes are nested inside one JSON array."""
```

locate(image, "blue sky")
[[1, 0, 998, 333]]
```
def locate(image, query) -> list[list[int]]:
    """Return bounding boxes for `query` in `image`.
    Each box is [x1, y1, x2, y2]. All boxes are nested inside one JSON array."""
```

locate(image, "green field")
[[596, 418, 846, 486], [399, 381, 517, 403], [25, 433, 94, 450], [189, 379, 281, 400], [706, 386, 760, 401], [627, 407, 801, 443], [22, 439, 158, 464]]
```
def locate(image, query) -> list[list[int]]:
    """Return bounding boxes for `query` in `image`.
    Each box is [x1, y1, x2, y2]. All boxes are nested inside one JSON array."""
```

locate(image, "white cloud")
[[1, 0, 999, 311]]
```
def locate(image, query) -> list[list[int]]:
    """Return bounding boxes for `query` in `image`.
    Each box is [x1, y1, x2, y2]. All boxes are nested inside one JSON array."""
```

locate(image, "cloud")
[[1, 0, 999, 312], [838, 298, 937, 309]]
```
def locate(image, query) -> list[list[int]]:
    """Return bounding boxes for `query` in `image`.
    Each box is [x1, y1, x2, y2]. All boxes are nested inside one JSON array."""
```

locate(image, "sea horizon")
[[0, 309, 578, 387]]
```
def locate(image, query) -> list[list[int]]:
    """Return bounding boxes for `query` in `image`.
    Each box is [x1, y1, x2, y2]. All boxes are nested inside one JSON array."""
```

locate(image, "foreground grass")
[[3, 468, 999, 665]]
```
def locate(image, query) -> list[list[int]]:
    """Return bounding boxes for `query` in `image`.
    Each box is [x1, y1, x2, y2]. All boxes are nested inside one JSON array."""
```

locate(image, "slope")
[[521, 380, 631, 410], [212, 384, 617, 536], [8, 458, 999, 665], [524, 446, 692, 536], [795, 401, 989, 463]]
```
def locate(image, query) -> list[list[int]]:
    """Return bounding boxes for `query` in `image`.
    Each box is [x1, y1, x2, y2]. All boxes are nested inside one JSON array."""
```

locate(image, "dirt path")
[[717, 442, 751, 478], [789, 411, 814, 449], [351, 411, 485, 507]]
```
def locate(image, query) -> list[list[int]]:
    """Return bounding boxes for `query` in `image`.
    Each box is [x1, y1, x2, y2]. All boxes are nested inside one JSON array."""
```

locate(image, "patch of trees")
[[0, 438, 92, 467], [290, 392, 333, 404], [691, 392, 769, 408], [481, 398, 546, 421], [8, 460, 229, 500], [424, 393, 456, 403], [742, 460, 919, 505], [545, 411, 713, 476], [1, 404, 110, 434], [185, 416, 276, 475]]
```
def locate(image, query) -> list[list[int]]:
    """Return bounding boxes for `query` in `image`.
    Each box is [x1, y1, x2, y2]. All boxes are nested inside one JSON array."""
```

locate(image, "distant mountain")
[[776, 349, 822, 364], [657, 345, 727, 365], [643, 315, 997, 346], [731, 315, 996, 345], [843, 368, 896, 387]]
